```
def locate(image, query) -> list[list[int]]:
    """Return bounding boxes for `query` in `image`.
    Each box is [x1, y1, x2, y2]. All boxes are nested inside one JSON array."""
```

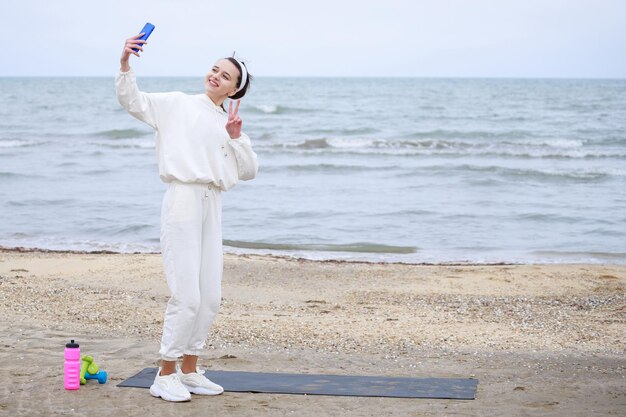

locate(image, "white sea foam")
[[0, 236, 160, 253], [0, 139, 47, 148], [260, 137, 626, 159], [90, 138, 155, 149], [255, 104, 279, 113]]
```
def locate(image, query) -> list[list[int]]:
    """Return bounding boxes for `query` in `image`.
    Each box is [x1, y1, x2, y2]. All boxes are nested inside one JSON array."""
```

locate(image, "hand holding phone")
[[133, 22, 155, 52], [121, 23, 156, 71]]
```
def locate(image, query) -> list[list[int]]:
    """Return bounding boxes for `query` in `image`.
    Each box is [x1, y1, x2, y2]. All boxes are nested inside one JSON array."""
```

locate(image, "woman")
[[116, 33, 259, 402]]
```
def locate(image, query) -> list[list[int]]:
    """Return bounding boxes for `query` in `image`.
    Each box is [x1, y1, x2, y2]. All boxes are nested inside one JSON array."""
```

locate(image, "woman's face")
[[205, 59, 240, 98]]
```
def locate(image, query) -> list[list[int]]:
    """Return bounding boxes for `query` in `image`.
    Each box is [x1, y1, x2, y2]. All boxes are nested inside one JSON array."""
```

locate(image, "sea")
[[1, 76, 625, 264]]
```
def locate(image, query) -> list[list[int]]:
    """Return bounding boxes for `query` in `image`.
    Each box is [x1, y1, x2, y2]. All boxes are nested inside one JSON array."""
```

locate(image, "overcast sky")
[[1, 0, 625, 77]]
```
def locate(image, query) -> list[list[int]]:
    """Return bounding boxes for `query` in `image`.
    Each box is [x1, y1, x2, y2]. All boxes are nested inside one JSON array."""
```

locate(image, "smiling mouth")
[[209, 79, 219, 87]]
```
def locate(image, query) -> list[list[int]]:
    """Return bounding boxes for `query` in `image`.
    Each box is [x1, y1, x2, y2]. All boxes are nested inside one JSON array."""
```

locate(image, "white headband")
[[233, 58, 248, 93]]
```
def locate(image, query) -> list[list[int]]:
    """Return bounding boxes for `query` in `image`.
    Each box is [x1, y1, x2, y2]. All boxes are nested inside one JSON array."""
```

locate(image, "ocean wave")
[[0, 171, 42, 179], [403, 163, 626, 181], [531, 250, 626, 262], [57, 161, 80, 167], [0, 139, 48, 148], [377, 138, 480, 150], [91, 128, 151, 139], [83, 168, 114, 175], [593, 136, 626, 146], [265, 163, 380, 173], [459, 165, 626, 180], [247, 104, 315, 114], [500, 138, 585, 148], [293, 138, 331, 149], [223, 240, 417, 254], [259, 137, 626, 159], [513, 213, 588, 223], [375, 137, 587, 151], [0, 239, 159, 254], [469, 148, 626, 159], [108, 223, 154, 236], [272, 137, 379, 150], [404, 129, 535, 140], [92, 138, 155, 149], [299, 127, 379, 136], [7, 198, 78, 207]]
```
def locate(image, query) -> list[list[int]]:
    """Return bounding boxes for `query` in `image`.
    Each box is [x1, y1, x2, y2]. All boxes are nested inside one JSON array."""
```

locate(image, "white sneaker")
[[149, 367, 191, 402], [177, 366, 224, 395]]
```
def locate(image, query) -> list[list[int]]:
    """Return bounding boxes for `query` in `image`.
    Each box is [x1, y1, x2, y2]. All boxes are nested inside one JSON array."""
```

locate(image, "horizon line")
[[1, 74, 625, 80]]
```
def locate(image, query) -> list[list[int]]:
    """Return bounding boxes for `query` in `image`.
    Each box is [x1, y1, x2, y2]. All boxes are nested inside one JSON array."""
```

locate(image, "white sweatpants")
[[158, 180, 223, 361]]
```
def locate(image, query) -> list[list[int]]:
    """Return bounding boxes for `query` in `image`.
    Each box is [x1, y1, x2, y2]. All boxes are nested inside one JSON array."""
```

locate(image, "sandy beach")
[[0, 247, 624, 416]]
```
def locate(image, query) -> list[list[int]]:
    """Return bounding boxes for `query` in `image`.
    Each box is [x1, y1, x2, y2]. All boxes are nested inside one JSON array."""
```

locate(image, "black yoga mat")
[[118, 368, 477, 400]]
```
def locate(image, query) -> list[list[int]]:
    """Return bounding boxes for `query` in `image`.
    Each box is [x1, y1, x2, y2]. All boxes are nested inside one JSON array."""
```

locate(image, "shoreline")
[[2, 244, 622, 267], [0, 244, 518, 266]]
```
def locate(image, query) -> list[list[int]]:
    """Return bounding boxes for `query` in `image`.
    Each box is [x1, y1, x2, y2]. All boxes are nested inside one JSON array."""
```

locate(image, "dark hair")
[[225, 57, 253, 100]]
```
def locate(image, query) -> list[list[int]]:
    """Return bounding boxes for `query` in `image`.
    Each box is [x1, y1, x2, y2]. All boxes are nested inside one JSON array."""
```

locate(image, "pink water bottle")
[[64, 340, 80, 390]]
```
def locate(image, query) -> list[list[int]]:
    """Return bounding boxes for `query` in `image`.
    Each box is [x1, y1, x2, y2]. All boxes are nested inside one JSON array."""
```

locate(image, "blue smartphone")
[[133, 22, 155, 52]]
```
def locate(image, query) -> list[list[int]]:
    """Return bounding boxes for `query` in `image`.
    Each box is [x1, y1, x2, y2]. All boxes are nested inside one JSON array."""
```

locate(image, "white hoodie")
[[115, 69, 258, 191]]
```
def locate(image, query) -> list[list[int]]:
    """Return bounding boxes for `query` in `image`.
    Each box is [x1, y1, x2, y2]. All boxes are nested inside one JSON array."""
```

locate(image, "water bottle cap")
[[66, 339, 79, 348]]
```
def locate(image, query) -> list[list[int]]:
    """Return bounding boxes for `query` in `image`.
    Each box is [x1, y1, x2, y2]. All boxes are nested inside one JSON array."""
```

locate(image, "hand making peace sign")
[[225, 100, 242, 139]]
